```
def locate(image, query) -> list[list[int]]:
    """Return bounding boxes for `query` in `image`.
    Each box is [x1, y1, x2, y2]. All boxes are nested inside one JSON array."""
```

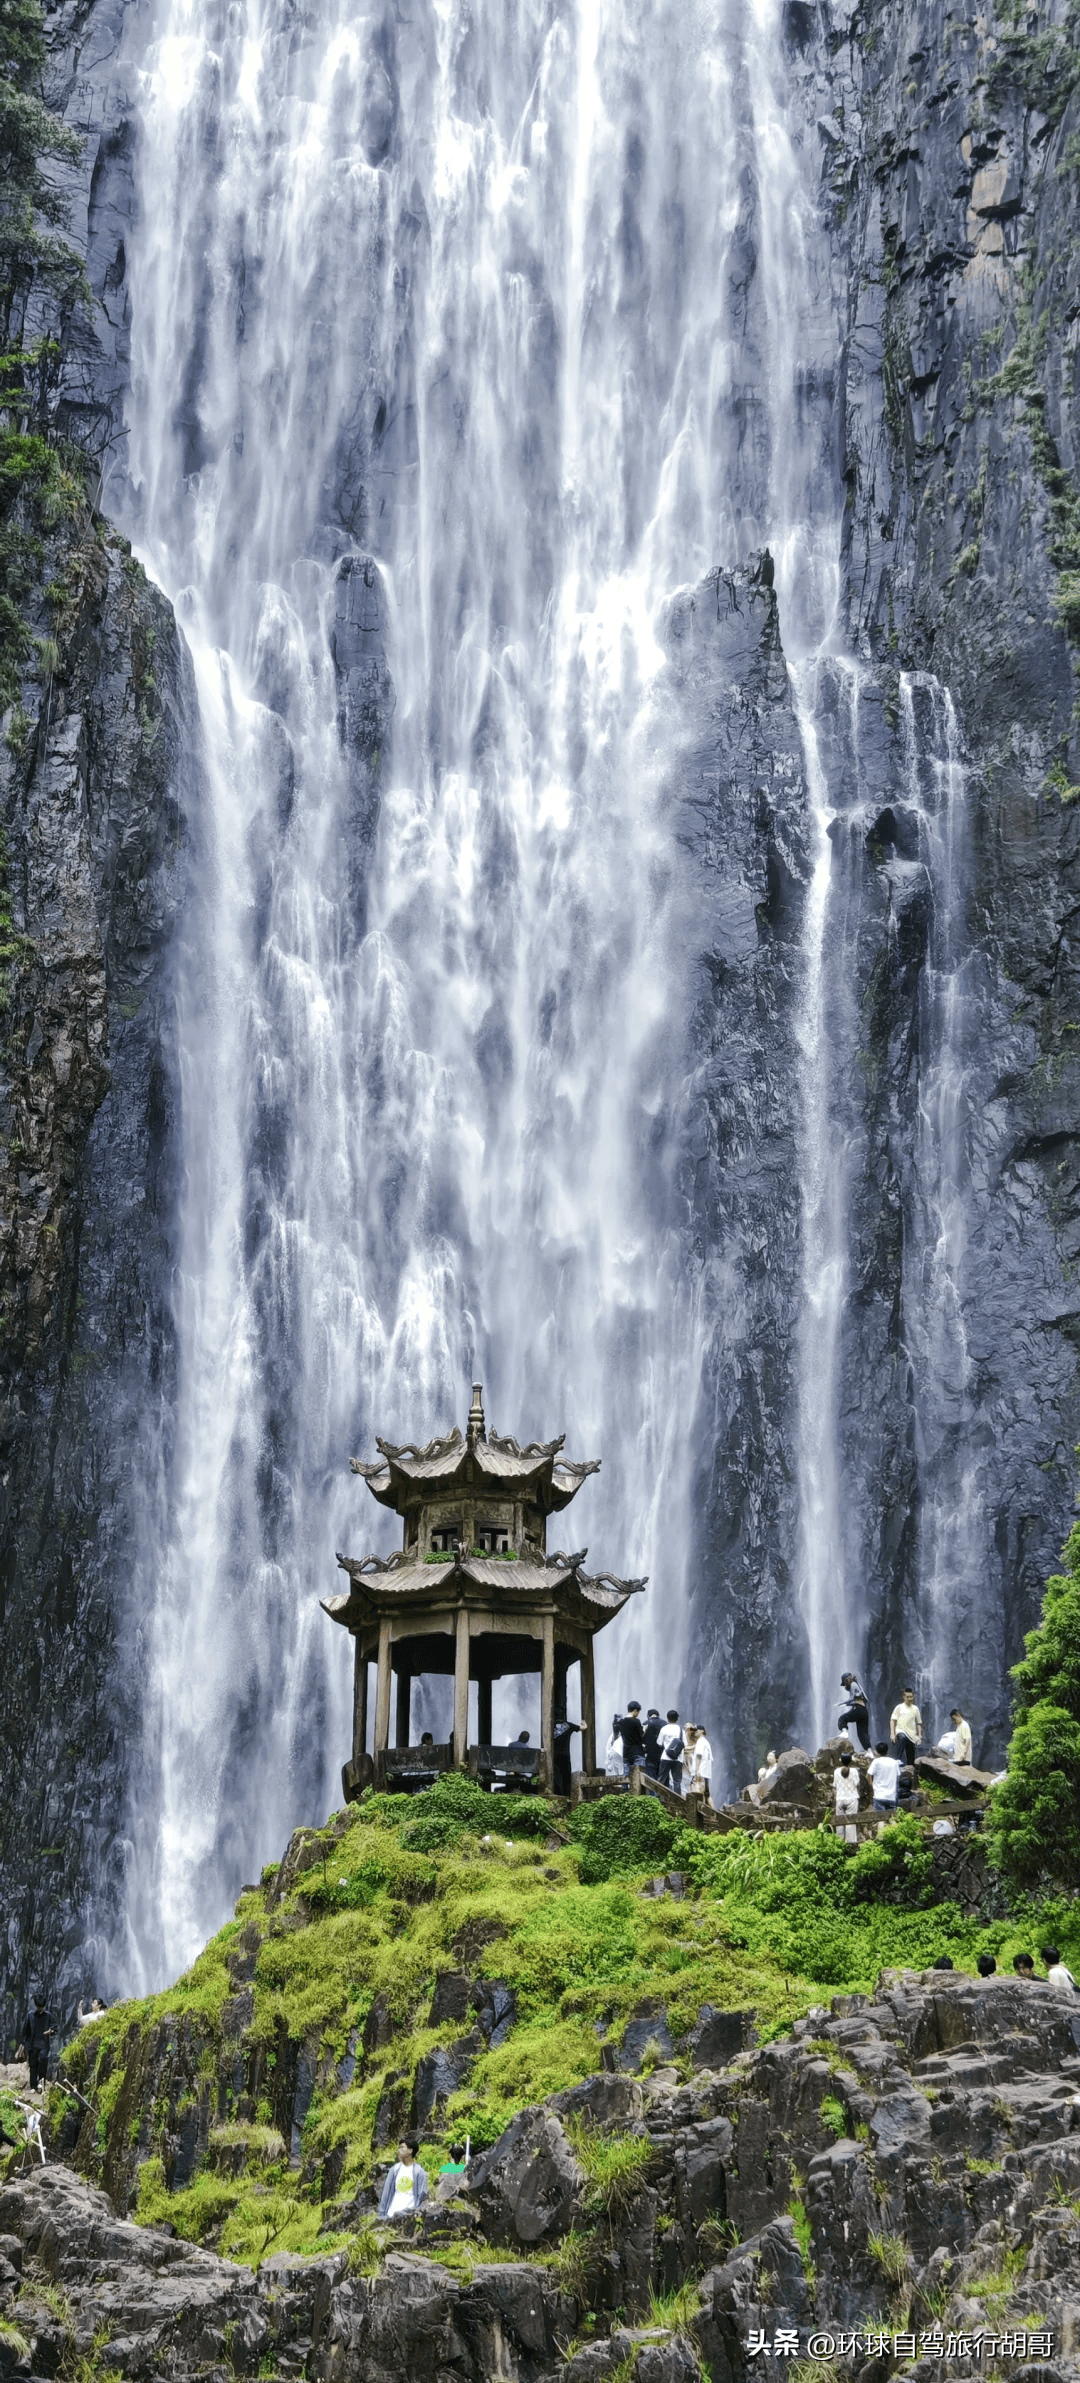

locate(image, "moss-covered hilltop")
[[53, 1778, 1080, 2272]]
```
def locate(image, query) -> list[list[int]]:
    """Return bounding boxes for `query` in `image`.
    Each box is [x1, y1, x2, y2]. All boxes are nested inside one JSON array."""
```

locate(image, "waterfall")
[[108, 0, 848, 1984], [899, 672, 986, 1726]]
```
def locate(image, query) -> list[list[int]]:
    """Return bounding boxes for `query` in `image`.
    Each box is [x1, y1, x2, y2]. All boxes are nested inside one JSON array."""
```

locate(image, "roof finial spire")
[[467, 1382, 485, 1448]]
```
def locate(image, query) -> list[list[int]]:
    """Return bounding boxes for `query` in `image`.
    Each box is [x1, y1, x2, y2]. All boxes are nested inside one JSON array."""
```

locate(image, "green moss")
[[788, 2193, 816, 2288], [567, 1794, 690, 1884], [819, 2093, 847, 2138]]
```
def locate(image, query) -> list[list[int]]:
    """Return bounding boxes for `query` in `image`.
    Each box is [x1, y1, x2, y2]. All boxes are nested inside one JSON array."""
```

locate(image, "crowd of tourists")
[[831, 1671, 978, 1838], [603, 1704, 713, 1804]]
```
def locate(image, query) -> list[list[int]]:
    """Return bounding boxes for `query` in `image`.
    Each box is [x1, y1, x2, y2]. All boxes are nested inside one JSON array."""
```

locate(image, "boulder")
[[682, 2006, 754, 2070], [465, 2107, 584, 2246], [756, 1748, 818, 1808], [916, 1755, 996, 1801]]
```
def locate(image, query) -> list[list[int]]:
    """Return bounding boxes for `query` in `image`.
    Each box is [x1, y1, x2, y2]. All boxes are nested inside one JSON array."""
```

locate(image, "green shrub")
[[568, 1793, 687, 1884], [847, 1812, 936, 1907], [990, 1524, 1080, 1893]]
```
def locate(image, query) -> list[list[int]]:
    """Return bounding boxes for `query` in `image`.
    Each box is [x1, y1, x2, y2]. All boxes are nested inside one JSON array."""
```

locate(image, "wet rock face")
[[0, 519, 193, 2051], [801, 0, 1080, 1743], [689, 0, 1080, 1781]]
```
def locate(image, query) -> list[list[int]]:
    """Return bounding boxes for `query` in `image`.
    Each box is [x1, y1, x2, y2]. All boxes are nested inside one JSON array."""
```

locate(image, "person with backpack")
[[658, 1710, 684, 1793]]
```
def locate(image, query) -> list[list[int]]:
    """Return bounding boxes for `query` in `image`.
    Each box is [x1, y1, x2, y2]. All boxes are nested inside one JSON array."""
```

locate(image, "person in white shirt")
[[833, 1754, 860, 1841], [378, 2138, 429, 2219], [949, 1709, 973, 1765], [868, 1740, 901, 1815], [688, 1725, 713, 1807], [657, 1710, 684, 1795], [890, 1690, 923, 1765], [604, 1720, 623, 1777], [1040, 1944, 1078, 1997], [935, 1728, 958, 1760]]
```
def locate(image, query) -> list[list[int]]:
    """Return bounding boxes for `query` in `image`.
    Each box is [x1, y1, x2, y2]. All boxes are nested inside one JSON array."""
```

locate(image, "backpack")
[[663, 1729, 684, 1764]]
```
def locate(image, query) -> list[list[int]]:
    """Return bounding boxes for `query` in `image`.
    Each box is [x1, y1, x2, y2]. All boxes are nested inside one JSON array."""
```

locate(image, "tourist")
[[976, 1954, 997, 1977], [1012, 1953, 1036, 1979], [516, 1729, 531, 1744], [77, 1997, 106, 2027], [618, 1702, 647, 1775], [833, 1751, 860, 1841], [378, 2137, 429, 2219], [688, 1724, 713, 1807], [890, 1687, 923, 1766], [643, 1709, 664, 1779], [604, 1719, 623, 1777], [950, 1708, 973, 1765], [868, 1740, 901, 1817], [658, 1710, 684, 1793], [837, 1672, 872, 1752], [1040, 1945, 1078, 1996], [17, 1994, 55, 2091], [932, 1955, 955, 1971], [681, 1725, 699, 1795], [553, 1717, 581, 1797]]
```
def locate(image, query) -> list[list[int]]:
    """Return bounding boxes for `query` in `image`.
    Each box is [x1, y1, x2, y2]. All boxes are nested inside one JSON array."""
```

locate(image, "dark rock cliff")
[[690, 0, 1080, 1779], [0, 498, 192, 2046]]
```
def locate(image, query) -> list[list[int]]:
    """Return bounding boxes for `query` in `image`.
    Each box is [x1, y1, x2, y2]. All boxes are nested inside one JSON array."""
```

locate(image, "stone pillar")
[[352, 1637, 369, 1764], [453, 1606, 470, 1769], [478, 1671, 492, 1746], [540, 1613, 555, 1792], [395, 1665, 411, 1750], [374, 1620, 393, 1768], [581, 1636, 596, 1777]]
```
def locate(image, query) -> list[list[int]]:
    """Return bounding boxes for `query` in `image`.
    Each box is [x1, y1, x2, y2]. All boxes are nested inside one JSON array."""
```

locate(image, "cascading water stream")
[[899, 672, 986, 1716], [110, 0, 849, 1985]]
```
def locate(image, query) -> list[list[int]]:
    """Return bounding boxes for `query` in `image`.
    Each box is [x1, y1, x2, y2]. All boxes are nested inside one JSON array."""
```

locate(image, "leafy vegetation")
[[567, 1791, 688, 1884], [989, 1520, 1080, 1892]]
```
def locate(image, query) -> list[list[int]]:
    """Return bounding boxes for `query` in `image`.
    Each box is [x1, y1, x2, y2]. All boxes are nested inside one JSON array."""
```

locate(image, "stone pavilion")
[[323, 1385, 646, 1794]]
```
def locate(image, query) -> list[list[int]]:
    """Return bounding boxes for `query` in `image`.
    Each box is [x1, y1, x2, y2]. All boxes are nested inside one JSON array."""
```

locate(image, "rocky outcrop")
[[6, 1972, 1080, 2380]]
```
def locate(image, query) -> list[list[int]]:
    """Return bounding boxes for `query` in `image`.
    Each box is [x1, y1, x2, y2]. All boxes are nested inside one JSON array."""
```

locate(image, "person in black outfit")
[[19, 1994, 55, 2091], [618, 1702, 646, 1774], [837, 1671, 871, 1751], [643, 1709, 664, 1779]]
